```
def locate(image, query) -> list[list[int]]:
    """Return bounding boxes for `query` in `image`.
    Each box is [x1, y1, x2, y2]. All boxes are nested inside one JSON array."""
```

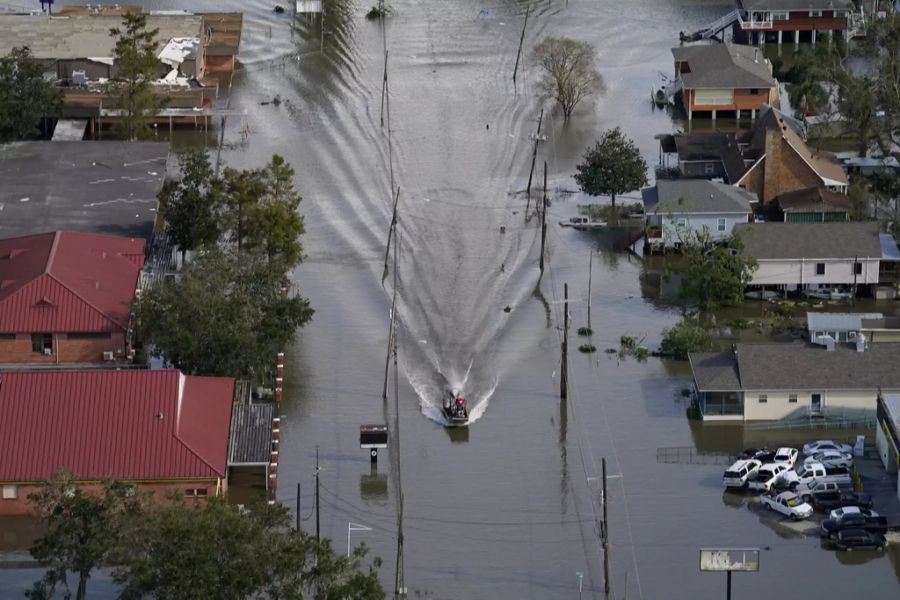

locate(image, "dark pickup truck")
[[821, 513, 888, 537], [811, 491, 873, 513]]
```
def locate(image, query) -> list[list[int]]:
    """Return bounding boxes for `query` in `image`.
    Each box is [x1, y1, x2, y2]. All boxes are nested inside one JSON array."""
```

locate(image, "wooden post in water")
[[526, 108, 544, 199], [602, 456, 610, 597], [540, 161, 547, 273], [512, 5, 530, 84], [561, 283, 568, 399]]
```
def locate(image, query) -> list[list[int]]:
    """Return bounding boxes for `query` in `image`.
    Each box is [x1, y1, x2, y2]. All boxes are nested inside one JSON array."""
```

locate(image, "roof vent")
[[1, 249, 25, 260], [754, 48, 759, 63], [36, 296, 55, 307]]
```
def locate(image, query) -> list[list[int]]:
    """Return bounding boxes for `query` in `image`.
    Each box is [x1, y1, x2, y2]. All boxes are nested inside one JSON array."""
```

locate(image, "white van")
[[723, 459, 762, 489]]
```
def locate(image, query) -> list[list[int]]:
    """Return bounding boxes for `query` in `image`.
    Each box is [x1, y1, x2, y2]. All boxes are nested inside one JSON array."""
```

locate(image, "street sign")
[[699, 548, 760, 572], [359, 424, 388, 449]]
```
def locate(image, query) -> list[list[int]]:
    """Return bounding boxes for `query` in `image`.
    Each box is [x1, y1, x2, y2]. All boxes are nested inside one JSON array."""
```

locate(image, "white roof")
[[806, 312, 883, 332], [158, 37, 200, 67], [882, 394, 900, 434]]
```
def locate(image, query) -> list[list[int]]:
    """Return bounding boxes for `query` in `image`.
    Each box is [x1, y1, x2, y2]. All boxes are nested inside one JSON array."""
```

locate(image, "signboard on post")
[[699, 548, 760, 572], [359, 425, 388, 449]]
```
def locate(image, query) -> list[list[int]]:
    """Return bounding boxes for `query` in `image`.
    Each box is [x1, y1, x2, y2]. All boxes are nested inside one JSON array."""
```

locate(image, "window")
[[758, 394, 768, 403], [31, 333, 52, 354], [676, 218, 687, 228], [67, 332, 112, 340], [184, 488, 208, 498], [2, 485, 16, 500], [717, 217, 727, 232], [815, 263, 826, 276], [854, 262, 863, 275], [0, 333, 14, 340], [749, 88, 759, 95], [789, 394, 798, 403], [704, 162, 715, 175]]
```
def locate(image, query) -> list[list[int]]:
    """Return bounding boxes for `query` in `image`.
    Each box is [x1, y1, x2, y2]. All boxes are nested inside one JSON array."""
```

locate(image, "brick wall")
[[0, 480, 221, 516], [0, 332, 127, 365]]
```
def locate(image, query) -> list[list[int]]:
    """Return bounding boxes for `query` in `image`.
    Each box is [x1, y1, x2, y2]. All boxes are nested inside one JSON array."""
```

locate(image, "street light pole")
[[576, 571, 584, 600]]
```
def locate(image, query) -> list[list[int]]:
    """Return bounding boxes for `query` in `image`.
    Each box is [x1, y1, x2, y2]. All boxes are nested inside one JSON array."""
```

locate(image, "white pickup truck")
[[760, 491, 814, 520], [783, 462, 852, 496], [748, 463, 789, 492], [559, 216, 607, 230]]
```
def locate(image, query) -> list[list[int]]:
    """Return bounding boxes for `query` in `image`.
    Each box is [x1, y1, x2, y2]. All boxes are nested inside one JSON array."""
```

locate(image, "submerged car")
[[829, 506, 879, 520], [803, 440, 853, 456], [829, 529, 886, 551], [803, 450, 853, 469], [812, 491, 874, 513]]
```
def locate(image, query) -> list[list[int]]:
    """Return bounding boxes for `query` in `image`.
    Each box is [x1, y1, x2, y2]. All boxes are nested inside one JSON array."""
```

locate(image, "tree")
[[574, 127, 648, 212], [161, 149, 222, 260], [668, 229, 758, 311], [109, 12, 167, 141], [133, 247, 313, 379], [27, 470, 144, 600], [847, 174, 871, 221], [533, 36, 603, 120], [115, 500, 384, 600], [0, 46, 61, 141], [221, 155, 305, 268], [660, 319, 714, 360]]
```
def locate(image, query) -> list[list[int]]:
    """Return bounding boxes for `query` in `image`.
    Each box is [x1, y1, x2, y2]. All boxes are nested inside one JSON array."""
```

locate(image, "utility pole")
[[526, 108, 544, 199], [315, 446, 321, 544], [380, 50, 389, 127], [540, 161, 548, 273], [296, 482, 301, 530], [602, 457, 610, 597], [320, 1, 326, 52], [587, 250, 594, 332], [512, 5, 530, 84], [383, 187, 400, 278], [561, 283, 568, 399], [383, 218, 399, 400]]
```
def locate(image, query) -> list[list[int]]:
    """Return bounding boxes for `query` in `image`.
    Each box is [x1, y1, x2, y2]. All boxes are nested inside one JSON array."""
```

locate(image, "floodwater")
[[3, 1, 900, 598]]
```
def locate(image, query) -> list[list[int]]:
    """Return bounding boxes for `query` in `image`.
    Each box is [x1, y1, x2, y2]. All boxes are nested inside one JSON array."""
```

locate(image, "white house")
[[641, 180, 756, 252], [806, 312, 883, 344], [689, 342, 900, 422], [735, 221, 885, 295]]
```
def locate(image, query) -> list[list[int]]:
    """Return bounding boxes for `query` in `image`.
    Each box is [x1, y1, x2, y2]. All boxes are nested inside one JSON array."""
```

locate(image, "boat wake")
[[404, 357, 498, 426]]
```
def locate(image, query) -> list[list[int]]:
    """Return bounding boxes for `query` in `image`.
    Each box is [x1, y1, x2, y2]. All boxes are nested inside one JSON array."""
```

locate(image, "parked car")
[[760, 491, 814, 520], [822, 513, 888, 536], [739, 448, 777, 463], [828, 529, 887, 551], [829, 506, 879, 520], [748, 463, 789, 492], [723, 459, 762, 489], [773, 447, 799, 469], [803, 450, 853, 469], [559, 216, 607, 230], [803, 440, 853, 456], [812, 491, 874, 513], [784, 463, 852, 496]]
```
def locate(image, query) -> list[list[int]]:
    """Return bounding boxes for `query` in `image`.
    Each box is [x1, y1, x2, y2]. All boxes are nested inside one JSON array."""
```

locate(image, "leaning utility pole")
[[383, 216, 399, 400], [526, 108, 544, 200], [561, 283, 568, 399], [540, 161, 548, 273], [602, 457, 610, 596], [512, 5, 530, 84]]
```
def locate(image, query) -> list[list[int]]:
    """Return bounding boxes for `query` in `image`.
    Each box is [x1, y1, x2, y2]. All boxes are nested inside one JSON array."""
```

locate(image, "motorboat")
[[442, 390, 469, 425]]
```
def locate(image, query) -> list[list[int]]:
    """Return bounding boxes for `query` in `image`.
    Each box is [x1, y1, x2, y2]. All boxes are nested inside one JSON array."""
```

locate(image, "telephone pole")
[[296, 482, 301, 530], [315, 446, 321, 544], [587, 251, 594, 331], [540, 161, 548, 273], [561, 283, 568, 399], [526, 108, 544, 200], [602, 457, 610, 596]]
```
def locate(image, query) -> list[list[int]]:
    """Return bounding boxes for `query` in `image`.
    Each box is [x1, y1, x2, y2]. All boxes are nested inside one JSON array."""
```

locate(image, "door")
[[811, 393, 823, 413]]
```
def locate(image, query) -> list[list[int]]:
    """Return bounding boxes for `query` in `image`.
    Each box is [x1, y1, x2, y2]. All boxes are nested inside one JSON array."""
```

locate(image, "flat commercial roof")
[[0, 141, 168, 241], [0, 14, 202, 60]]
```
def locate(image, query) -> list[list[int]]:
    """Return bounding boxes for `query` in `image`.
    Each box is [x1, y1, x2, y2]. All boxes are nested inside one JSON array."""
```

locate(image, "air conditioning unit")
[[102, 351, 115, 361], [43, 348, 52, 356], [72, 70, 87, 86]]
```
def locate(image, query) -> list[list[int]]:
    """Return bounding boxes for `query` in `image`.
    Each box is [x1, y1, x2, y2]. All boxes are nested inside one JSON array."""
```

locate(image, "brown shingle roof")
[[775, 187, 852, 213]]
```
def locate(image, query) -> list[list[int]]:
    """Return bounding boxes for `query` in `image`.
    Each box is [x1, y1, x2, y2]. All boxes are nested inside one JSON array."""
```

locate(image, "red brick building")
[[0, 231, 144, 365], [0, 369, 235, 515]]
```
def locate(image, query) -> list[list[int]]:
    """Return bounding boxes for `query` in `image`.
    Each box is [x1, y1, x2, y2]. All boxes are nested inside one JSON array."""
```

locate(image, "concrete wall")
[[751, 257, 880, 286], [743, 389, 883, 421], [0, 332, 127, 365], [0, 480, 220, 516]]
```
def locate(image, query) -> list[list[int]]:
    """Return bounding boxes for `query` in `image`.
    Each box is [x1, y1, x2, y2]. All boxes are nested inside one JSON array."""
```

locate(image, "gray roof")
[[672, 43, 776, 90], [228, 403, 275, 466], [775, 187, 851, 213], [806, 312, 883, 332], [735, 222, 883, 260], [690, 342, 900, 391], [741, 0, 853, 11], [861, 317, 900, 332], [0, 14, 202, 59], [878, 393, 900, 435], [0, 141, 168, 241], [642, 180, 756, 214]]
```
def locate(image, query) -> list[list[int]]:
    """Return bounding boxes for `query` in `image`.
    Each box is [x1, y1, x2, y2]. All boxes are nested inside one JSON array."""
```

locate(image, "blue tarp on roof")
[[881, 233, 900, 261]]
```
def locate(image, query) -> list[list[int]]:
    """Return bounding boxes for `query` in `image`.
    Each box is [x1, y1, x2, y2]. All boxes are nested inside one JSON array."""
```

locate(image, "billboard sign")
[[359, 425, 388, 449], [699, 548, 760, 572]]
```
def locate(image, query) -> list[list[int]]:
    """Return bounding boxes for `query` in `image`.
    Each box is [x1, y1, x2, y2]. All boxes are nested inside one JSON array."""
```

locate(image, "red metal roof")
[[0, 231, 144, 333], [0, 370, 235, 482]]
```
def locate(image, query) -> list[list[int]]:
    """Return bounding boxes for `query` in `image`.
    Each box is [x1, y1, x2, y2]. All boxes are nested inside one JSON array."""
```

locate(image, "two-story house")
[[671, 42, 778, 121], [641, 180, 756, 252], [736, 0, 859, 46], [0, 231, 144, 365]]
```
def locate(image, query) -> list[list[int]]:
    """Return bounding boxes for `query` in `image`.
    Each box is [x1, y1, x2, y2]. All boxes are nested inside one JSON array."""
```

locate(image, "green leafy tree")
[[668, 229, 758, 311], [27, 470, 145, 600], [162, 149, 222, 260], [574, 127, 648, 213], [133, 247, 313, 378], [115, 500, 384, 600], [660, 319, 714, 360], [533, 36, 604, 120], [221, 154, 305, 268], [109, 12, 167, 141], [871, 171, 900, 236], [0, 46, 61, 141]]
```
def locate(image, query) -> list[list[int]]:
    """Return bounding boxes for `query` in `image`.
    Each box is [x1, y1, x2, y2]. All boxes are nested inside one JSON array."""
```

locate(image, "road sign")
[[699, 548, 760, 572]]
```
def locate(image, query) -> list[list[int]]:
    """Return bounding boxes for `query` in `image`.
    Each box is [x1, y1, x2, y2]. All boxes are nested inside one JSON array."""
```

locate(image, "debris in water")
[[499, 226, 506, 234], [273, 94, 282, 106], [274, 5, 285, 13], [605, 348, 617, 354], [503, 305, 511, 313]]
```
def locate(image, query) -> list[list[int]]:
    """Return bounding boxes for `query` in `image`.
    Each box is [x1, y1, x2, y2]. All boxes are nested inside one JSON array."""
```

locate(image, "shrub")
[[577, 327, 593, 336], [578, 343, 597, 354], [660, 319, 714, 360]]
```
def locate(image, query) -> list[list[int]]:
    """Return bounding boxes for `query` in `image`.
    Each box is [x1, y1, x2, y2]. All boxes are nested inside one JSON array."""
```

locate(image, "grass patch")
[[577, 327, 593, 336], [578, 343, 597, 354], [619, 335, 637, 350]]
